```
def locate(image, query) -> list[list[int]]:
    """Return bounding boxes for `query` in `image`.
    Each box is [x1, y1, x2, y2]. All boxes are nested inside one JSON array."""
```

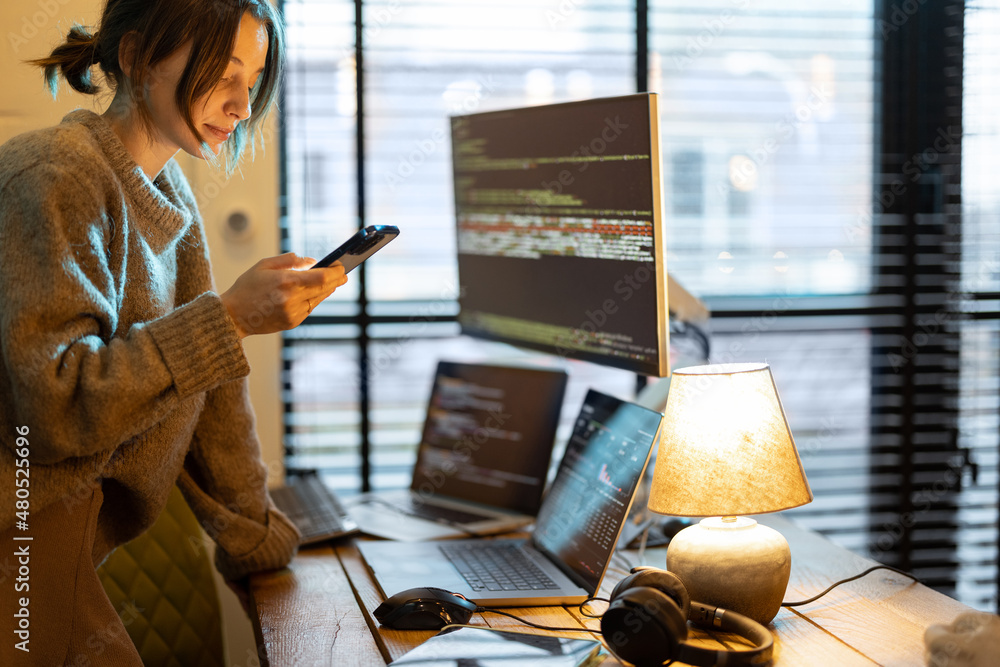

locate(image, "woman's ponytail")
[[30, 25, 102, 97]]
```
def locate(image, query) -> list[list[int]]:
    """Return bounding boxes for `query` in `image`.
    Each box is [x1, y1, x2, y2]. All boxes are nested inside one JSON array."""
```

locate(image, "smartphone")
[[387, 625, 606, 666], [311, 225, 399, 272]]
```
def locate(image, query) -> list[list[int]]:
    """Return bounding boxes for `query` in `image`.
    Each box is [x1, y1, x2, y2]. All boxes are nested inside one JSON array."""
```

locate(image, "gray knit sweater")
[[0, 110, 298, 580]]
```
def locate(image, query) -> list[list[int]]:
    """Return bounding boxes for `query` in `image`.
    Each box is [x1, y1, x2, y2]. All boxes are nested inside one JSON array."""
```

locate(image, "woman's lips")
[[205, 124, 233, 142]]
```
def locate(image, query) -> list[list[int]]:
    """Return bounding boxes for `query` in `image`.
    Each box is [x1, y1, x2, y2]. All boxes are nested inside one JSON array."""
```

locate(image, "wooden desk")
[[249, 516, 974, 666]]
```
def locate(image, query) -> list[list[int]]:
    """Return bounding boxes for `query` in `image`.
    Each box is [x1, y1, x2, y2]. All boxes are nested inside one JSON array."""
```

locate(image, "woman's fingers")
[[221, 255, 348, 338]]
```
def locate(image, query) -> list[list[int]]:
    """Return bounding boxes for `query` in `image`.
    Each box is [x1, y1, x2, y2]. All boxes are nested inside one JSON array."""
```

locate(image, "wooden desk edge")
[[251, 514, 979, 666]]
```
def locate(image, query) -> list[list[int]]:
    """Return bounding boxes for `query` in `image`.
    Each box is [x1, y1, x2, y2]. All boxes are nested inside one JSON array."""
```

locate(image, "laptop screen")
[[531, 390, 662, 592], [409, 361, 568, 515]]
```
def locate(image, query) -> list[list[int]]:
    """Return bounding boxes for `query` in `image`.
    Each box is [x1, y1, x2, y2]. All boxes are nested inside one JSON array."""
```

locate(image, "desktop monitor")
[[450, 93, 670, 377]]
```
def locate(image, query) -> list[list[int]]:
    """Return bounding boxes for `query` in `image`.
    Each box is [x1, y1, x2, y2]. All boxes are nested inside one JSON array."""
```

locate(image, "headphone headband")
[[677, 605, 773, 666]]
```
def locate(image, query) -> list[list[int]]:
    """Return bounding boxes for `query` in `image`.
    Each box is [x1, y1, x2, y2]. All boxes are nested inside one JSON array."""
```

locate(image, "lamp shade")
[[647, 362, 812, 517]]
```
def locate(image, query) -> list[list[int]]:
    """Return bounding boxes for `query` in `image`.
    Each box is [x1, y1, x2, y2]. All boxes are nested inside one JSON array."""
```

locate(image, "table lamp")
[[647, 362, 812, 625]]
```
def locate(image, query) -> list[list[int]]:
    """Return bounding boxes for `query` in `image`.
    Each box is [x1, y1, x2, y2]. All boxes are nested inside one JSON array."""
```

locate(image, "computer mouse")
[[373, 586, 478, 630]]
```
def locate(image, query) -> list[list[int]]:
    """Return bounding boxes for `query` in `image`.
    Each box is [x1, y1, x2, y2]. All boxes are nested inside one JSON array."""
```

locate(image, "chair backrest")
[[98, 485, 224, 667]]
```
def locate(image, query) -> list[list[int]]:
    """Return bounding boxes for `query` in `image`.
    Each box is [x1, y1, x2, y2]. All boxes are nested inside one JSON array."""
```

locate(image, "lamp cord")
[[462, 565, 920, 637], [579, 565, 919, 615], [476, 600, 606, 634], [781, 564, 920, 607]]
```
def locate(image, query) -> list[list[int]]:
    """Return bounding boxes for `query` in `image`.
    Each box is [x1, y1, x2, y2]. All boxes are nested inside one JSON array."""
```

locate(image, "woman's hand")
[[220, 253, 347, 338], [925, 611, 1000, 667]]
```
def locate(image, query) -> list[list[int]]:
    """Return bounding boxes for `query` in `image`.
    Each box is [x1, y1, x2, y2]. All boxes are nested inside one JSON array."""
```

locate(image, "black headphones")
[[600, 567, 774, 667]]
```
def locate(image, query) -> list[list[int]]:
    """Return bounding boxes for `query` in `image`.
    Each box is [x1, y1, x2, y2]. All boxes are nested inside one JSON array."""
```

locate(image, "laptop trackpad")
[[359, 541, 467, 596]]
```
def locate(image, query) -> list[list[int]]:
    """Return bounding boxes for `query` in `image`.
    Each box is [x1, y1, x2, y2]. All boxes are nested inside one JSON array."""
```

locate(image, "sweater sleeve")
[[176, 378, 300, 581], [167, 181, 299, 580], [0, 163, 249, 464]]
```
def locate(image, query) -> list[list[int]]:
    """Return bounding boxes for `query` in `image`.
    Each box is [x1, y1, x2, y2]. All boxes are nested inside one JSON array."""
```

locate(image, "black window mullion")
[[636, 0, 648, 93], [355, 0, 373, 492]]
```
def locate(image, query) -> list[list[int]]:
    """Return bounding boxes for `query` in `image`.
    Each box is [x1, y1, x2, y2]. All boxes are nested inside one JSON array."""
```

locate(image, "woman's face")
[[144, 12, 269, 159]]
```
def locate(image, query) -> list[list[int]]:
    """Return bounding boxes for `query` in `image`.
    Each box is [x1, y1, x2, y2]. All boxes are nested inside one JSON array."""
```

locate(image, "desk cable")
[[464, 565, 922, 646], [474, 602, 606, 635], [400, 553, 636, 636], [627, 522, 922, 609], [780, 564, 921, 607]]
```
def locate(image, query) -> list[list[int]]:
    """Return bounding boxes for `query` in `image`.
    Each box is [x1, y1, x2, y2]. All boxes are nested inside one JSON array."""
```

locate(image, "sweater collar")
[[64, 110, 193, 246]]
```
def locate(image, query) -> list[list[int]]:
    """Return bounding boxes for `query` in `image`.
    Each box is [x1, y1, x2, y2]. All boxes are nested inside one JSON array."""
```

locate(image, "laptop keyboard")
[[271, 474, 358, 545], [440, 542, 559, 592], [399, 498, 494, 525]]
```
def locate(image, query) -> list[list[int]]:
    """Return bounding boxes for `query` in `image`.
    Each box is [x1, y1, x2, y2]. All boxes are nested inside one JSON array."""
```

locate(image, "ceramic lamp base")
[[666, 516, 790, 625]]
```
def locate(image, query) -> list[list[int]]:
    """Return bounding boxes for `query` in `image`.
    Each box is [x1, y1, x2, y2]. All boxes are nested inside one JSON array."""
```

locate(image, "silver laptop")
[[358, 389, 663, 607], [348, 361, 568, 541]]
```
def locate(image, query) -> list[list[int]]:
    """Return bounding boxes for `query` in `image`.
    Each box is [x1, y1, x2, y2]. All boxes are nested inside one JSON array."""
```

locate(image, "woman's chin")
[[187, 142, 224, 161]]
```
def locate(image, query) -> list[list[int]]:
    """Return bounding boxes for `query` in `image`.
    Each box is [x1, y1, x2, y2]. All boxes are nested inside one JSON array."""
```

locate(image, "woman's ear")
[[117, 31, 139, 80]]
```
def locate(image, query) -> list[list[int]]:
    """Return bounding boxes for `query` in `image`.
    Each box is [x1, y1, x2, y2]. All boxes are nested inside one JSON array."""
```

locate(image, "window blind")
[[954, 0, 999, 610], [280, 0, 998, 611], [647, 0, 882, 580]]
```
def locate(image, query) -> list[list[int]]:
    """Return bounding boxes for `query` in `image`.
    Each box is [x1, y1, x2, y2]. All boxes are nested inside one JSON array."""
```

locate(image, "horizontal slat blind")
[[281, 0, 639, 493], [650, 0, 875, 297], [282, 0, 361, 489], [280, 0, 998, 611], [648, 0, 878, 575], [362, 0, 636, 302], [959, 0, 1000, 611]]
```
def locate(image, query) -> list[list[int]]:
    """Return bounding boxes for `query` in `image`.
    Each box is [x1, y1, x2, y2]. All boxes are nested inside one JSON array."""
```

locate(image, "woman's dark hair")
[[30, 0, 285, 171]]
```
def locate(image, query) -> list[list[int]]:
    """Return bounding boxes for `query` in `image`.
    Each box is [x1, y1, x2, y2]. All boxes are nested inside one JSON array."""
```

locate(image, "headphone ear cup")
[[609, 568, 691, 620], [601, 587, 687, 667], [608, 570, 647, 601]]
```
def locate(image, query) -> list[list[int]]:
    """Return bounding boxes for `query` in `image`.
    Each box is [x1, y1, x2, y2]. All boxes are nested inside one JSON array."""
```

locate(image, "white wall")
[[1, 0, 284, 661]]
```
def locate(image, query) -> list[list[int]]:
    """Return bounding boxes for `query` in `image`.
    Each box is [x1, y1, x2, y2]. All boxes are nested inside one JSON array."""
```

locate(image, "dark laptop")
[[348, 360, 569, 541], [270, 471, 359, 545], [358, 389, 663, 606]]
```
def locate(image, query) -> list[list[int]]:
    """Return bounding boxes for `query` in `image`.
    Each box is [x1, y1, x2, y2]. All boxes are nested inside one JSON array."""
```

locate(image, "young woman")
[[0, 1, 345, 663]]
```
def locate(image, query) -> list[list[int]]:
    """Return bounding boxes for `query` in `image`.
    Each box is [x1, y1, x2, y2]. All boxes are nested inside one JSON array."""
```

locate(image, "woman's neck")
[[102, 95, 178, 181]]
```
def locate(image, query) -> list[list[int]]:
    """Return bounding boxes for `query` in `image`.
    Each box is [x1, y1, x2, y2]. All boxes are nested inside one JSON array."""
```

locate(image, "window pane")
[[961, 0, 1000, 611], [650, 1, 875, 297], [363, 0, 636, 301], [283, 0, 360, 303]]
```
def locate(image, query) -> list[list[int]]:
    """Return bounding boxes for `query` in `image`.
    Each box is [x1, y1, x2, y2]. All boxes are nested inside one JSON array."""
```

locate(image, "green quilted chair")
[[97, 485, 225, 667]]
